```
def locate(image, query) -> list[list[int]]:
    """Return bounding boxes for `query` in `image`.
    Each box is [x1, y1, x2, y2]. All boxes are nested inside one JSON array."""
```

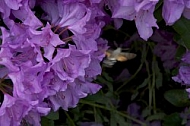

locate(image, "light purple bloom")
[[0, 0, 22, 19], [181, 51, 190, 64], [9, 0, 42, 28], [172, 66, 190, 85], [23, 101, 50, 126], [4, 0, 22, 10], [49, 77, 101, 111], [0, 94, 32, 126], [72, 35, 98, 51], [50, 45, 91, 81], [40, 0, 91, 35], [162, 0, 190, 25], [112, 0, 159, 40], [172, 51, 190, 85], [9, 63, 47, 100], [162, 0, 184, 25]]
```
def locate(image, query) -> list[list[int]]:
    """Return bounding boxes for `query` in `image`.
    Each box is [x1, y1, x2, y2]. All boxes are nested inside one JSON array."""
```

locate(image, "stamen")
[[53, 25, 61, 33], [0, 74, 8, 83], [58, 26, 68, 36], [62, 36, 73, 42], [0, 87, 6, 94], [51, 24, 55, 29]]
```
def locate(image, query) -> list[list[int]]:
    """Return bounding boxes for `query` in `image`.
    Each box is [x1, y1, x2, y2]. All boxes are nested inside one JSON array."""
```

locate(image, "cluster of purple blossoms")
[[172, 51, 190, 87], [0, 0, 108, 125], [151, 29, 179, 69]]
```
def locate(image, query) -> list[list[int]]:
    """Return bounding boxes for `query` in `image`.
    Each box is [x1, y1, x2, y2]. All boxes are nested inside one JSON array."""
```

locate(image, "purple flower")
[[23, 101, 50, 126], [72, 37, 108, 77], [162, 0, 190, 25], [0, 94, 32, 126], [48, 77, 101, 111], [0, 0, 22, 19], [172, 51, 190, 85], [172, 66, 190, 85], [162, 0, 184, 25], [50, 45, 91, 82], [135, 9, 158, 40], [112, 0, 158, 40], [38, 71, 68, 99], [40, 0, 90, 35], [4, 0, 42, 29], [29, 23, 63, 61], [4, 0, 22, 10], [48, 85, 86, 111], [0, 25, 41, 71], [72, 35, 98, 51], [9, 62, 47, 100], [151, 30, 178, 69]]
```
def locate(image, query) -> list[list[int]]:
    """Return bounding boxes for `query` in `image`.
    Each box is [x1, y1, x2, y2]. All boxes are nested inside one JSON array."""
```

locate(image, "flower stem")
[[80, 99, 147, 126], [64, 111, 76, 126]]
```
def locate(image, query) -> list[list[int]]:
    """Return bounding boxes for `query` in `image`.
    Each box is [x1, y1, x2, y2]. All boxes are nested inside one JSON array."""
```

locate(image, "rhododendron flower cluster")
[[0, 0, 107, 125]]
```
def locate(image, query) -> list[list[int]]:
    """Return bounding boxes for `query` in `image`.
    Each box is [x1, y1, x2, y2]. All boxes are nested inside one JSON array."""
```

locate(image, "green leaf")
[[155, 0, 163, 10], [152, 60, 163, 89], [110, 112, 117, 126], [102, 72, 113, 82], [41, 117, 54, 126], [154, 6, 163, 23], [142, 107, 151, 118], [163, 113, 183, 126], [131, 91, 139, 101], [46, 111, 59, 120], [84, 91, 109, 105], [181, 117, 188, 125], [146, 112, 166, 121], [175, 45, 186, 60], [110, 112, 131, 126], [137, 78, 149, 89], [96, 76, 113, 92], [164, 89, 190, 107], [114, 113, 131, 126], [155, 72, 163, 89], [71, 107, 84, 122], [173, 16, 190, 49], [94, 108, 105, 123]]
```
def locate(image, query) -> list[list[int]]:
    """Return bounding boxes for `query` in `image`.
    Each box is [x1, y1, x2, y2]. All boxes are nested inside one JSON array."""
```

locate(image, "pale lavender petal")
[[172, 66, 190, 85], [5, 0, 22, 10], [0, 94, 32, 126], [135, 10, 158, 40], [162, 0, 184, 25], [12, 1, 42, 28]]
